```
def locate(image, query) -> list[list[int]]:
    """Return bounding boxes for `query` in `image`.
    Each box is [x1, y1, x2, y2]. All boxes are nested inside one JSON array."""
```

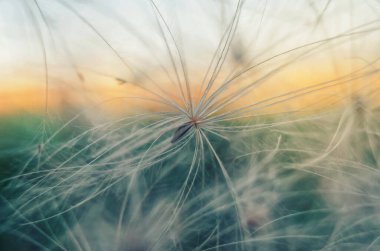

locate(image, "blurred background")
[[1, 0, 380, 116]]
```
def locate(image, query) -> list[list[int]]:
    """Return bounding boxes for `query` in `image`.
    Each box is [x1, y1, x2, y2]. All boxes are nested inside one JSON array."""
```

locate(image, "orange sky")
[[1, 0, 379, 119], [1, 57, 379, 118]]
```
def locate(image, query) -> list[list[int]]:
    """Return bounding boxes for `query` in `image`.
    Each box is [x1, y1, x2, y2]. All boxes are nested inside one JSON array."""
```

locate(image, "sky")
[[0, 0, 380, 115]]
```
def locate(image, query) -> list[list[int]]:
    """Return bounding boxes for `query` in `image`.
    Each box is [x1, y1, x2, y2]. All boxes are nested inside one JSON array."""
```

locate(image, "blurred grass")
[[0, 114, 86, 188], [0, 115, 43, 184], [1, 104, 379, 250]]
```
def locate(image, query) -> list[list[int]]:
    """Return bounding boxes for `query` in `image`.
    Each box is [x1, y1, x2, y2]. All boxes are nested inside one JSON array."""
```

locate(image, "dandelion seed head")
[[2, 0, 380, 250]]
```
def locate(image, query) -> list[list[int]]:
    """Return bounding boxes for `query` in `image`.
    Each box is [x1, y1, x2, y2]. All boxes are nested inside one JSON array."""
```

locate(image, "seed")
[[171, 122, 193, 143]]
